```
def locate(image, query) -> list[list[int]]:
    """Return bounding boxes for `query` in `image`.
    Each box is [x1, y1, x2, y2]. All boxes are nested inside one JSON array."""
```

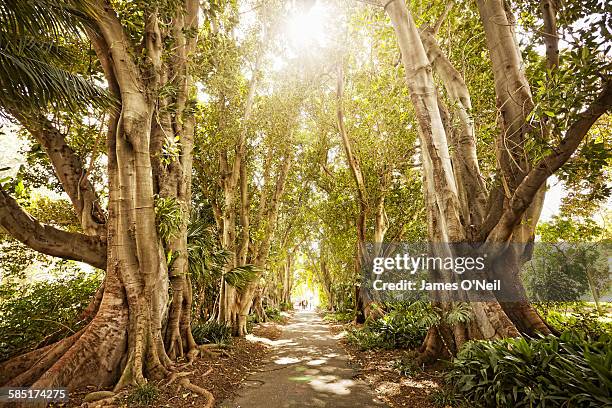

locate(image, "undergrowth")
[[448, 332, 612, 407], [191, 320, 232, 345], [127, 383, 159, 406]]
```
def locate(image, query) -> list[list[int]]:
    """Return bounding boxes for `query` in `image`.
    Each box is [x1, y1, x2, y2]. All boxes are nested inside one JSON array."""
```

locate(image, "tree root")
[[186, 347, 199, 363], [198, 344, 226, 359], [178, 378, 214, 408], [165, 371, 193, 386], [82, 390, 127, 408]]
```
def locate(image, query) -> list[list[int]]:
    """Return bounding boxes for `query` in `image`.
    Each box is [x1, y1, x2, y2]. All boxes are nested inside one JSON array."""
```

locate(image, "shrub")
[[127, 383, 158, 406], [279, 301, 293, 311], [536, 302, 612, 337], [429, 388, 467, 408], [448, 332, 612, 407], [393, 355, 421, 377], [0, 271, 101, 362], [191, 320, 232, 345], [265, 307, 281, 321], [346, 302, 430, 350]]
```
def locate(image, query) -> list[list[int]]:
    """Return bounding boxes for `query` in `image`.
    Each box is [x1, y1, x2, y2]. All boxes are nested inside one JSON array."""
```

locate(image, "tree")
[[378, 0, 611, 362], [524, 215, 611, 314], [0, 0, 217, 399], [333, 9, 425, 320], [192, 6, 302, 335]]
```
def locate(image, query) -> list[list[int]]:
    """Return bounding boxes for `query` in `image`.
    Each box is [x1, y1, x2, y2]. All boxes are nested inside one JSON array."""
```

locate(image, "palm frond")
[[0, 0, 110, 112], [224, 264, 263, 291], [0, 0, 97, 38], [187, 209, 230, 282], [0, 34, 108, 112]]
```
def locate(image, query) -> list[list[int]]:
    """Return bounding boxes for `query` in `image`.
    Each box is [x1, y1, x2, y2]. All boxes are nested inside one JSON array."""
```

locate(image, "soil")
[[327, 322, 450, 408], [56, 322, 282, 408]]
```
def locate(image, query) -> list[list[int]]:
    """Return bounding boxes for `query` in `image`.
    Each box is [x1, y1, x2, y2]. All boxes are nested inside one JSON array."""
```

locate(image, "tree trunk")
[[382, 0, 562, 363], [1, 0, 205, 394]]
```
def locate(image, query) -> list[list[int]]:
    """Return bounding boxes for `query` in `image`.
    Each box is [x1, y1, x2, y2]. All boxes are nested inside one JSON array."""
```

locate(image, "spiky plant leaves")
[[449, 332, 612, 407], [224, 264, 263, 291], [154, 196, 183, 243], [0, 0, 109, 113]]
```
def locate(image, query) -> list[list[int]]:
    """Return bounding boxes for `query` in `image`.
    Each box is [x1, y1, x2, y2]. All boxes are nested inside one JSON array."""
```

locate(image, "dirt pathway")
[[219, 311, 387, 407]]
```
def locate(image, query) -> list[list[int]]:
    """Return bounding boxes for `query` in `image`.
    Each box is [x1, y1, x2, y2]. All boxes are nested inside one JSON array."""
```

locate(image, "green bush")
[[191, 320, 232, 345], [0, 272, 101, 362], [279, 301, 293, 311], [448, 332, 612, 407], [265, 306, 281, 321], [429, 388, 467, 408], [392, 355, 421, 377], [346, 303, 429, 350], [536, 302, 612, 337]]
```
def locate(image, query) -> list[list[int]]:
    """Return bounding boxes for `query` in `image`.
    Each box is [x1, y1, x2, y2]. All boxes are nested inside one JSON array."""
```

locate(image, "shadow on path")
[[219, 311, 387, 407]]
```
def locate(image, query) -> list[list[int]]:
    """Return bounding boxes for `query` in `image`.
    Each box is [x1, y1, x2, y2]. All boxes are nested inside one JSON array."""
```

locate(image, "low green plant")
[[127, 383, 159, 406], [536, 302, 612, 337], [191, 320, 232, 345], [346, 301, 442, 350], [429, 388, 467, 408], [448, 332, 612, 407], [392, 355, 421, 377], [246, 314, 256, 332], [265, 307, 282, 321], [279, 301, 293, 311]]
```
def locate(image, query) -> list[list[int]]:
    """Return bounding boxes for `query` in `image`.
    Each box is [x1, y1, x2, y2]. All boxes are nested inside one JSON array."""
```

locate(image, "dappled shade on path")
[[220, 311, 387, 407]]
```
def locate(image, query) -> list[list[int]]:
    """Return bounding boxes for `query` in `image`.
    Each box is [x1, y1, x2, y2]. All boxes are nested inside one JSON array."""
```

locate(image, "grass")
[[322, 310, 354, 324]]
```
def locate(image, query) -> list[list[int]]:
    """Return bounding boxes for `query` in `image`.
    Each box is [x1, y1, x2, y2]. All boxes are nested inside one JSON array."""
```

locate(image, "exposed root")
[[198, 344, 225, 358], [165, 371, 193, 386], [187, 347, 199, 363], [178, 378, 214, 408], [82, 390, 127, 408], [414, 327, 445, 366]]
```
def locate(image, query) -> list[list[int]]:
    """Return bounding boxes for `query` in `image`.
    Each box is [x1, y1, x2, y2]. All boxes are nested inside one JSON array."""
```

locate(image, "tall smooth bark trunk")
[[381, 0, 574, 362]]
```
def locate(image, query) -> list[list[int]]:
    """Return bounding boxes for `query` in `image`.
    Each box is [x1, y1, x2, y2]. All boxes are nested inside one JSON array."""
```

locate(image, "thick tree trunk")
[[1, 0, 206, 397], [1, 104, 171, 391], [281, 255, 293, 306]]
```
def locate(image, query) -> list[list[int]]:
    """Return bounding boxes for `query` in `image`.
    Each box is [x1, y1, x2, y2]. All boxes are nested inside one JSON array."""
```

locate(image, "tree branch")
[[432, 1, 454, 35], [0, 188, 107, 269], [540, 0, 559, 69], [420, 29, 487, 227], [336, 63, 369, 210], [9, 112, 106, 237], [476, 0, 534, 190], [488, 80, 612, 242]]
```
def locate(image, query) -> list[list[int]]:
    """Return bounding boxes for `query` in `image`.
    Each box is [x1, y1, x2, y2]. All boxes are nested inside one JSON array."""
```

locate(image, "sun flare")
[[285, 3, 328, 48]]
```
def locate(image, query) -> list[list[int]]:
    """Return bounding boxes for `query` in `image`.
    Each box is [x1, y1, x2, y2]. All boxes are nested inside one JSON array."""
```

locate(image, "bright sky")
[[285, 2, 329, 49]]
